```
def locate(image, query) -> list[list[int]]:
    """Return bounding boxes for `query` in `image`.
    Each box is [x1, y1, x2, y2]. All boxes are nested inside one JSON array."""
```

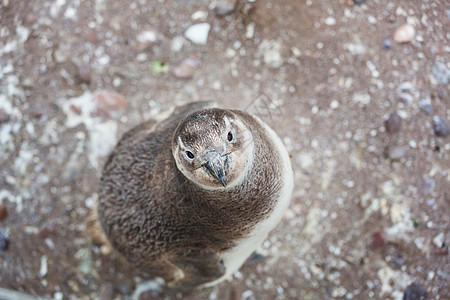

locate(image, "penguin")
[[92, 101, 293, 289]]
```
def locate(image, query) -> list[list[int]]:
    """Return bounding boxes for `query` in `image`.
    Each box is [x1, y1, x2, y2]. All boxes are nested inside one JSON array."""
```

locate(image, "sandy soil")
[[0, 0, 449, 299]]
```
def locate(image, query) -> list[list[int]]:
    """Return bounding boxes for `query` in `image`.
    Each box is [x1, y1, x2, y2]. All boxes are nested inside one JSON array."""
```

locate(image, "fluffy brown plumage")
[[94, 101, 293, 289]]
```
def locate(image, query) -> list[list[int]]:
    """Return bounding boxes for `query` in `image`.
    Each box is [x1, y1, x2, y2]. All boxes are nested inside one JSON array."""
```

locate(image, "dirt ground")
[[0, 0, 449, 299]]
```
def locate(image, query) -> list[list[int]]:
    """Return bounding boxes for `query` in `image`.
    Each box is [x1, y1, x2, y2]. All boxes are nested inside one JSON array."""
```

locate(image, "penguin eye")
[[185, 150, 195, 160], [227, 131, 234, 142]]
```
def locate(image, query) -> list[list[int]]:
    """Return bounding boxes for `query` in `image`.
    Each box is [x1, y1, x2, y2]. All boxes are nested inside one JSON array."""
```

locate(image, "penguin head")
[[172, 108, 254, 190]]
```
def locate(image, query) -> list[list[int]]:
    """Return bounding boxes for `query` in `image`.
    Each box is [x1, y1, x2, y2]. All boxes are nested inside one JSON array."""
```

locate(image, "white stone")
[[330, 100, 339, 109], [378, 266, 412, 296], [97, 55, 110, 65], [184, 23, 211, 45], [393, 24, 415, 43], [191, 10, 207, 21], [39, 255, 48, 277], [136, 53, 147, 62], [171, 36, 185, 52], [352, 93, 371, 105], [345, 36, 366, 55], [259, 39, 283, 68], [291, 47, 301, 57], [242, 290, 254, 300], [433, 232, 444, 248], [367, 15, 377, 24], [53, 292, 63, 300], [246, 22, 255, 39], [137, 30, 158, 44], [427, 271, 435, 281], [225, 48, 236, 58], [64, 7, 76, 19], [324, 16, 336, 25]]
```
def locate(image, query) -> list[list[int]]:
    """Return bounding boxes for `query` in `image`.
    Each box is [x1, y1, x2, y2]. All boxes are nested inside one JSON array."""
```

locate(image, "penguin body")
[[96, 101, 293, 289]]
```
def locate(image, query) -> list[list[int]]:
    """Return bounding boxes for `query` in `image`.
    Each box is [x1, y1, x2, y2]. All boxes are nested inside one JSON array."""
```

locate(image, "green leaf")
[[150, 60, 169, 74]]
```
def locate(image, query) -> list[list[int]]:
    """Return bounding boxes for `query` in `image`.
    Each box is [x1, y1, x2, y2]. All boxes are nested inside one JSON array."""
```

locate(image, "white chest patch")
[[203, 117, 294, 287]]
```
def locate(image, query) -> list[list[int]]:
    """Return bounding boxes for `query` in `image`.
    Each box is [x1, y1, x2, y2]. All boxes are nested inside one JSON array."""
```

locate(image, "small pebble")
[[0, 203, 8, 221], [92, 90, 127, 118], [136, 30, 159, 51], [430, 60, 450, 85], [398, 93, 414, 105], [330, 100, 339, 109], [432, 116, 449, 138], [0, 231, 10, 252], [39, 225, 56, 239], [191, 10, 208, 21], [385, 112, 402, 133], [246, 22, 255, 39], [0, 109, 11, 124], [53, 292, 63, 300], [53, 47, 70, 63], [214, 0, 236, 16], [370, 230, 387, 249], [39, 255, 48, 277], [432, 232, 444, 248], [383, 39, 392, 49], [387, 14, 396, 23], [78, 61, 91, 84], [387, 146, 408, 160], [353, 0, 366, 4], [132, 279, 163, 300], [86, 32, 98, 43], [136, 53, 148, 62], [173, 58, 198, 79], [184, 23, 211, 45], [398, 82, 414, 91], [393, 257, 404, 267], [242, 290, 254, 300], [171, 36, 184, 52], [393, 24, 415, 43], [403, 283, 428, 300], [324, 16, 336, 26], [24, 12, 38, 25], [261, 39, 283, 68], [418, 98, 433, 115], [423, 177, 435, 194]]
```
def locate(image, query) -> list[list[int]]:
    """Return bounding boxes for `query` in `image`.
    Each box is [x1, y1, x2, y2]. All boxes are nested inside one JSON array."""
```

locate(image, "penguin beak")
[[203, 150, 228, 187]]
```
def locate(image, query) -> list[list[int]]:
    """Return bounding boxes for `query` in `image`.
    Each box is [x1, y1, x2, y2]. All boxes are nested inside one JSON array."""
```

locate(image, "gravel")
[[431, 60, 450, 85], [0, 231, 10, 253], [385, 112, 402, 133], [432, 116, 450, 138], [0, 1, 449, 299], [214, 0, 236, 16], [184, 23, 211, 45], [393, 24, 416, 43]]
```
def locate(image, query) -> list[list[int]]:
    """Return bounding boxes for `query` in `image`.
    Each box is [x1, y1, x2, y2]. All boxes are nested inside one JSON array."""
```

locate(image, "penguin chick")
[[96, 101, 293, 289]]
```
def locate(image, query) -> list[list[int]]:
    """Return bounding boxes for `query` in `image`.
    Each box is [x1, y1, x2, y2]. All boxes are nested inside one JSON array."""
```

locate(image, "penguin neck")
[[185, 180, 274, 237]]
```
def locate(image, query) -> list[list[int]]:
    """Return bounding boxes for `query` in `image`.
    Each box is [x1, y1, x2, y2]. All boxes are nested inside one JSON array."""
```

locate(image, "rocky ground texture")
[[0, 0, 449, 299]]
